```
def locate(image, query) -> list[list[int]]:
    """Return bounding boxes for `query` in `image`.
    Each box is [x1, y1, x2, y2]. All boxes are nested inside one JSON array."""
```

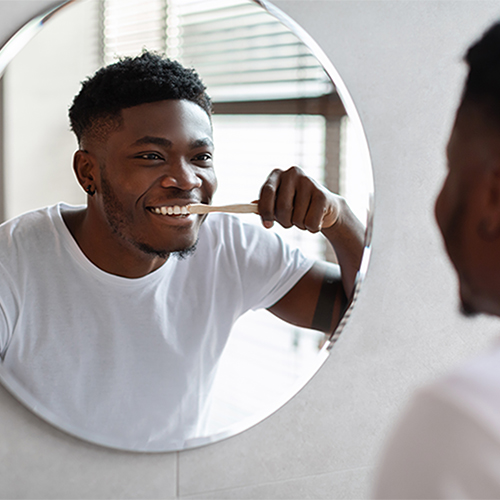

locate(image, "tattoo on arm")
[[311, 268, 347, 333]]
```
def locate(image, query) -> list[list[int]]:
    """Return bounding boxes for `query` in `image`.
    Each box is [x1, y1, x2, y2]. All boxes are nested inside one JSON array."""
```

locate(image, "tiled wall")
[[2, 1, 500, 498]]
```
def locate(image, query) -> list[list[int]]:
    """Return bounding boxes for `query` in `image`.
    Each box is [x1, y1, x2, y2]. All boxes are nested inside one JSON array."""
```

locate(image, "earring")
[[86, 185, 95, 197]]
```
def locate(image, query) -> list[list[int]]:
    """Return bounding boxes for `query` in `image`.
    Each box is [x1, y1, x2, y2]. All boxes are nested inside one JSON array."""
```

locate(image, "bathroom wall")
[[1, 1, 500, 498]]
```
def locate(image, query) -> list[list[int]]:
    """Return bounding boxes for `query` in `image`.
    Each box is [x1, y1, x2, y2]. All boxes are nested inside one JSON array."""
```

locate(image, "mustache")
[[160, 188, 196, 198], [147, 188, 204, 207]]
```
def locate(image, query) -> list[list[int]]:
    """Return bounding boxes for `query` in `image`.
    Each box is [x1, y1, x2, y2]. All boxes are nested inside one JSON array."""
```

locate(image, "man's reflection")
[[0, 52, 364, 450]]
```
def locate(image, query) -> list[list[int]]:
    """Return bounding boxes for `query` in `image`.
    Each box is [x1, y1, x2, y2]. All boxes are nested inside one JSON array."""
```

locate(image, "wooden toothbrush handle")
[[188, 203, 259, 215]]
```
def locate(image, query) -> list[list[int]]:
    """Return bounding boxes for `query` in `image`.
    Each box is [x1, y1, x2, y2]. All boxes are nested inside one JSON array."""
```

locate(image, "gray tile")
[[177, 337, 388, 496], [180, 467, 372, 499], [0, 384, 178, 499]]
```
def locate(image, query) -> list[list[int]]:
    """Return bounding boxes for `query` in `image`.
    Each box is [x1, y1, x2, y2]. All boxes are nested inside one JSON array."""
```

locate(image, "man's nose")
[[434, 186, 445, 233], [159, 159, 202, 190]]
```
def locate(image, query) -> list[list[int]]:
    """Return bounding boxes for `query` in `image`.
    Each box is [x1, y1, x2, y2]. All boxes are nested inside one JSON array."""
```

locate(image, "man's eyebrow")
[[191, 138, 214, 149], [130, 136, 213, 149], [132, 136, 172, 148]]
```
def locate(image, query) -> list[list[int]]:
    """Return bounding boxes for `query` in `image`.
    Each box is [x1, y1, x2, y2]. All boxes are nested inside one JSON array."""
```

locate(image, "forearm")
[[321, 196, 365, 300], [259, 167, 365, 332]]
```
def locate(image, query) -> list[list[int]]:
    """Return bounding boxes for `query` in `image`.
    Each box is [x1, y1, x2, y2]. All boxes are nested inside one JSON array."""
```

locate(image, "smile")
[[148, 205, 190, 216]]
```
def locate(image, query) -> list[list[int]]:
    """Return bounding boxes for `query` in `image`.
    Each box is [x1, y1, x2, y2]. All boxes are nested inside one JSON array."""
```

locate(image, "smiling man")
[[68, 99, 216, 276], [0, 52, 364, 450]]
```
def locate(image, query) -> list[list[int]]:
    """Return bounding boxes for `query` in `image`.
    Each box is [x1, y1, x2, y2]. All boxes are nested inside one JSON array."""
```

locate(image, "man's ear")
[[478, 167, 500, 241], [73, 150, 98, 196]]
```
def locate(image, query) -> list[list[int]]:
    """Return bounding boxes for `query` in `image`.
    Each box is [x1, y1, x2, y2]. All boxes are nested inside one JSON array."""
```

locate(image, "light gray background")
[[1, 0, 500, 498]]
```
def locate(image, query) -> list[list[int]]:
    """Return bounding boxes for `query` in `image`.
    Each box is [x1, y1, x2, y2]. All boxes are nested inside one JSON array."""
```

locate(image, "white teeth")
[[152, 205, 190, 216]]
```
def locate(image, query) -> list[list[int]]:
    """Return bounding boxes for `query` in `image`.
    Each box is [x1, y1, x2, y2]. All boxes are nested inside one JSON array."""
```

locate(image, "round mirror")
[[0, 0, 373, 451]]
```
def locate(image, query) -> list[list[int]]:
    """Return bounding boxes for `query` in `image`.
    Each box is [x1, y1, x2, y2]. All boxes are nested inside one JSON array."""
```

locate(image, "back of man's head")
[[462, 21, 500, 124], [69, 51, 212, 146]]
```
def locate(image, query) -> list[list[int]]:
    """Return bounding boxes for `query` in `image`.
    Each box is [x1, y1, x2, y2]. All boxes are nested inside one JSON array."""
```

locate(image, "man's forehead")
[[446, 103, 500, 175], [450, 106, 485, 150], [455, 102, 500, 138], [131, 135, 214, 149], [121, 99, 210, 119], [121, 100, 211, 131]]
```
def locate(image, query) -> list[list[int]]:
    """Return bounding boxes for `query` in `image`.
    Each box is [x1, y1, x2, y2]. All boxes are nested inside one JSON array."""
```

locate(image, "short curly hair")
[[69, 51, 212, 146], [461, 22, 500, 124]]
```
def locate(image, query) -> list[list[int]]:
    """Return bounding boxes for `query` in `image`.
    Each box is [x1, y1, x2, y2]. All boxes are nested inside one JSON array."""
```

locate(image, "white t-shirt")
[[0, 203, 314, 451], [373, 342, 500, 499]]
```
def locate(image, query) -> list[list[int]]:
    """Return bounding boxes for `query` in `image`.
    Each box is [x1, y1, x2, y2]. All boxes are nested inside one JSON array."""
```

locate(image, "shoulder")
[[195, 212, 311, 270], [200, 213, 263, 235], [0, 205, 56, 245], [431, 343, 500, 432], [0, 205, 54, 229], [198, 213, 283, 250], [0, 204, 66, 268], [374, 344, 500, 498], [394, 343, 500, 427], [412, 343, 500, 445]]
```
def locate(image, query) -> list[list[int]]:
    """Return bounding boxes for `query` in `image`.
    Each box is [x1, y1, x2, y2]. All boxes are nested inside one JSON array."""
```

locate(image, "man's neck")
[[61, 206, 168, 278]]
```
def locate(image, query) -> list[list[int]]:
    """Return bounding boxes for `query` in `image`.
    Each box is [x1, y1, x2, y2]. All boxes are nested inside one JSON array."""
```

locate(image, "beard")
[[459, 297, 479, 318], [442, 197, 480, 318], [99, 167, 197, 260], [133, 238, 198, 260]]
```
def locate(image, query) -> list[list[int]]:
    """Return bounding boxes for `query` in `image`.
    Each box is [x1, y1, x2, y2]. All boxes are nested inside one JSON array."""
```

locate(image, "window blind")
[[101, 0, 334, 102], [102, 0, 167, 65]]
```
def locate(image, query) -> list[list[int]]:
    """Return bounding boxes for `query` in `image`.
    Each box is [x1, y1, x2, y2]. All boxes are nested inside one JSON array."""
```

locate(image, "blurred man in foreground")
[[374, 22, 500, 498]]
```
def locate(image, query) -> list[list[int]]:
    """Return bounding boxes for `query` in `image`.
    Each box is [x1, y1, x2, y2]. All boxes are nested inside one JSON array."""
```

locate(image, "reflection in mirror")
[[0, 0, 373, 450]]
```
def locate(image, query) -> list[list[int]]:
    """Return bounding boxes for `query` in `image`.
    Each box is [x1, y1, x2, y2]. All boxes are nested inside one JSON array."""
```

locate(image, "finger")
[[274, 169, 302, 228], [258, 169, 282, 228], [321, 194, 341, 229], [304, 191, 329, 233], [290, 184, 313, 230]]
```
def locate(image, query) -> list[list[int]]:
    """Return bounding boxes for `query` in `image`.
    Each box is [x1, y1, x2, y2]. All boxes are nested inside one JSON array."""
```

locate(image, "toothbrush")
[[187, 203, 259, 215]]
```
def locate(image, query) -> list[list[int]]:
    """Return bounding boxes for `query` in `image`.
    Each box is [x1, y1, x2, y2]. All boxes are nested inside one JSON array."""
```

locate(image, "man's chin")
[[459, 283, 480, 317], [134, 238, 198, 260], [458, 284, 500, 318], [172, 241, 198, 260], [459, 299, 479, 318]]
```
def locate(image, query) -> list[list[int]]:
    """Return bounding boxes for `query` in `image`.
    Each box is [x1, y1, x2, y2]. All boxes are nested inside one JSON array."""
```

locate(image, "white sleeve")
[[213, 215, 315, 312], [0, 261, 18, 357], [373, 387, 500, 499], [0, 303, 9, 357], [246, 232, 314, 311]]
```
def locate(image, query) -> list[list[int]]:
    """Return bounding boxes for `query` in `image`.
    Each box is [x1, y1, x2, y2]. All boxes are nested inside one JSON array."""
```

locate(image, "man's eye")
[[193, 153, 213, 162], [137, 153, 163, 160]]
